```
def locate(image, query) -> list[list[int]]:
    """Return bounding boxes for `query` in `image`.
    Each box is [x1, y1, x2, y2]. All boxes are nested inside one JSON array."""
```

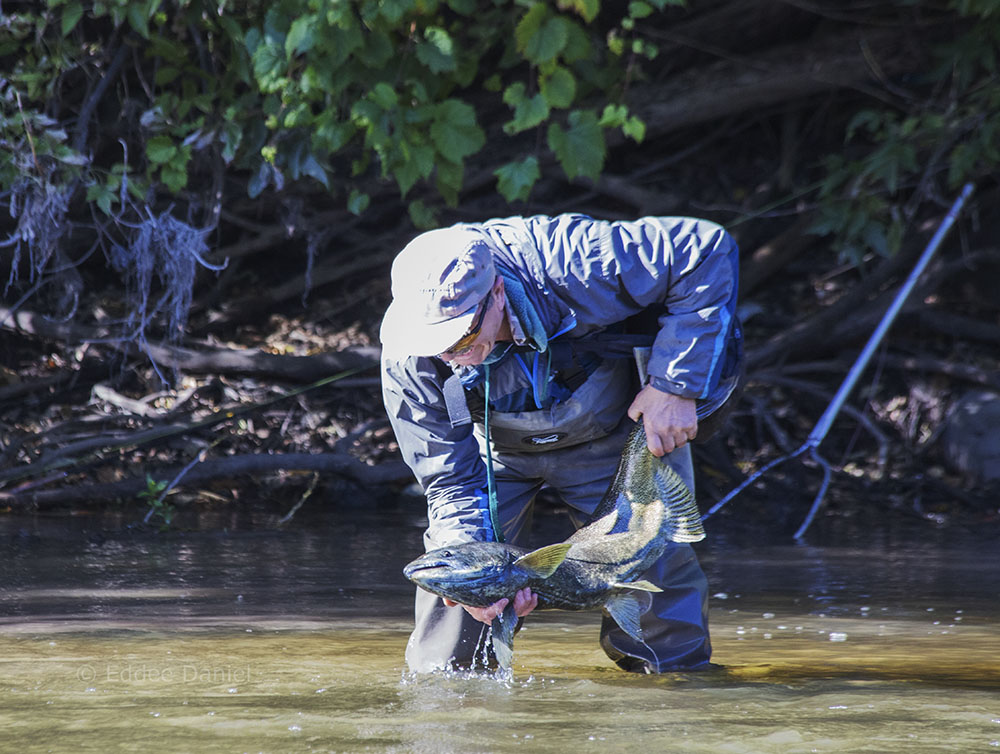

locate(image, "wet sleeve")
[[526, 214, 739, 400], [381, 355, 497, 546], [628, 217, 739, 400]]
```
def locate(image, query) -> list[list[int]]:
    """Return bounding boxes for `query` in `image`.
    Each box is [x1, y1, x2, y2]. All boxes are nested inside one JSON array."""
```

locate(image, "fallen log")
[[0, 451, 414, 508], [0, 305, 381, 382]]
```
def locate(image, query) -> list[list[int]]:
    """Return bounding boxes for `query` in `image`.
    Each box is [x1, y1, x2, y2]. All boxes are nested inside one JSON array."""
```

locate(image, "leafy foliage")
[[2, 0, 999, 331], [0, 0, 680, 365], [809, 0, 1000, 263], [1, 0, 668, 223]]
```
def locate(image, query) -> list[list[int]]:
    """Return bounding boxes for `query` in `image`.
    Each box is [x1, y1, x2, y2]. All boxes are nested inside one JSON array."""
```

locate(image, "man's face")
[[438, 285, 504, 367]]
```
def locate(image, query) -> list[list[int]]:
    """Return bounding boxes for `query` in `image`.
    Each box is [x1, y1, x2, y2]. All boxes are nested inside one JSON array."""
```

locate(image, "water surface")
[[1, 504, 998, 753]]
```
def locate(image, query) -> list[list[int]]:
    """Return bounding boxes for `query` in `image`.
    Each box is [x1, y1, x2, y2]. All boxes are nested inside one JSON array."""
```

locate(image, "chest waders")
[[471, 319, 744, 543], [479, 357, 636, 542]]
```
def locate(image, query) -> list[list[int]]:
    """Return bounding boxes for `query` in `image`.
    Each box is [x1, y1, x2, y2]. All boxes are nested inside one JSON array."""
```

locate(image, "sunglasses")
[[441, 292, 493, 357]]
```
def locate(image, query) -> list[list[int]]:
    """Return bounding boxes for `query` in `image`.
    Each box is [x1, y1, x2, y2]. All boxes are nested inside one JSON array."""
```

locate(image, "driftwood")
[[0, 305, 381, 381], [740, 216, 816, 296], [0, 450, 413, 508], [631, 24, 927, 143]]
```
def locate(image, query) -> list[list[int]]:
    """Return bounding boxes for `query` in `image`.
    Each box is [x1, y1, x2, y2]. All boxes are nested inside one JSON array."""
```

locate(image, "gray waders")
[[404, 361, 711, 673]]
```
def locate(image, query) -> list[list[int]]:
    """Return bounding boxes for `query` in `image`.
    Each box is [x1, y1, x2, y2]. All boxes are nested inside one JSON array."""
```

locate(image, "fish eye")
[[438, 550, 451, 557]]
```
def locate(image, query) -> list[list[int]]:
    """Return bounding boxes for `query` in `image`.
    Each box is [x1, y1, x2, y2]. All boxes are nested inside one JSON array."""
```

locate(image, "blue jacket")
[[382, 214, 739, 542]]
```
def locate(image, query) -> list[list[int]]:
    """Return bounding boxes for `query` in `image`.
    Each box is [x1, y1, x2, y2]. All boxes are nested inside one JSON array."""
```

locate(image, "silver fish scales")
[[403, 424, 705, 668]]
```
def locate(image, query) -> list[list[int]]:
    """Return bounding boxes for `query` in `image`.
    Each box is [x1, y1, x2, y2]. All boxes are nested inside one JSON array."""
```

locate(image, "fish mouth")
[[402, 559, 451, 580]]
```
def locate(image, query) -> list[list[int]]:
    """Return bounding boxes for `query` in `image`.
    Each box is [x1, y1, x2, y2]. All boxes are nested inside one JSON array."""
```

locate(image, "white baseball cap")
[[380, 226, 497, 357]]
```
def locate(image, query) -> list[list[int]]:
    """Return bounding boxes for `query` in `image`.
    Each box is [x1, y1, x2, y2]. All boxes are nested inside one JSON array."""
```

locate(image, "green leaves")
[[416, 27, 457, 73], [503, 82, 549, 134], [540, 67, 577, 109], [495, 156, 541, 202], [9, 0, 702, 222], [431, 99, 485, 162], [558, 0, 601, 23], [60, 2, 84, 36], [548, 110, 605, 182], [516, 4, 571, 64], [599, 104, 646, 142], [145, 134, 190, 193], [286, 16, 316, 57]]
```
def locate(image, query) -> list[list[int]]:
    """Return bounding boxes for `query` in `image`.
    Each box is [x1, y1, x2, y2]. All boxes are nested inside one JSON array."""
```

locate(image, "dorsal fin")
[[513, 542, 572, 578]]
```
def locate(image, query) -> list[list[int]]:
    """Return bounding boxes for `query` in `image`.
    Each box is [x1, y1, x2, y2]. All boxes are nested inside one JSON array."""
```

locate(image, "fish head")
[[403, 542, 519, 607]]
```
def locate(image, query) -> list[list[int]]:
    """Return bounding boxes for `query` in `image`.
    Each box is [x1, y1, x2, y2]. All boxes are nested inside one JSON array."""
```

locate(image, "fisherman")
[[380, 214, 741, 674]]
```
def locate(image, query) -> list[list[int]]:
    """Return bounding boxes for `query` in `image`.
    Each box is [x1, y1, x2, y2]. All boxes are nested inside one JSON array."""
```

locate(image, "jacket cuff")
[[648, 375, 698, 399]]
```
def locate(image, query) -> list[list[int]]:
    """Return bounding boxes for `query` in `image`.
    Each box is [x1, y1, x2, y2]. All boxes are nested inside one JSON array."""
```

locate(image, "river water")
[[1, 502, 998, 753]]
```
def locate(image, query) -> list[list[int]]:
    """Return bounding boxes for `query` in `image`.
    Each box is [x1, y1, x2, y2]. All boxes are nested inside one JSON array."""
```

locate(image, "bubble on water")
[[227, 688, 238, 694], [829, 632, 848, 642], [829, 705, 848, 710], [763, 633, 773, 639], [762, 612, 775, 619], [289, 725, 301, 732], [315, 688, 327, 693], [713, 592, 729, 600], [860, 606, 870, 612]]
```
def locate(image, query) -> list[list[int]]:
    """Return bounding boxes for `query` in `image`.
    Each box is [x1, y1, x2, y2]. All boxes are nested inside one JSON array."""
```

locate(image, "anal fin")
[[611, 579, 662, 593], [605, 591, 653, 643]]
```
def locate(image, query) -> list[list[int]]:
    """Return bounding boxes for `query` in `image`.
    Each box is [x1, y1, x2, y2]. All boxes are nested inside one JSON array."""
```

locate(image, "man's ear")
[[493, 276, 505, 308]]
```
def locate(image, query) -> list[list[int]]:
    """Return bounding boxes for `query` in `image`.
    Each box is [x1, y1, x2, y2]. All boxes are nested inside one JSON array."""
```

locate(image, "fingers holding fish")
[[626, 386, 698, 457], [442, 588, 536, 626], [445, 597, 511, 626], [512, 587, 538, 618]]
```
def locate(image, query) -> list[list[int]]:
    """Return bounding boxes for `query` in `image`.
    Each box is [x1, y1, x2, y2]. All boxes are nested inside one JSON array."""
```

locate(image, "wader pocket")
[[477, 359, 634, 453]]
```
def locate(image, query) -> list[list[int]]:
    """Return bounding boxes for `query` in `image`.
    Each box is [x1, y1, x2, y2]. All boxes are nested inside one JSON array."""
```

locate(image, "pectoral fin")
[[605, 591, 654, 643], [490, 603, 518, 669], [513, 542, 572, 578]]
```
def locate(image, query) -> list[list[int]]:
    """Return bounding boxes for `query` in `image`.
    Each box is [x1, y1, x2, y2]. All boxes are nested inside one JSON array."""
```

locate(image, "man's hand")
[[627, 385, 698, 457], [443, 587, 538, 626]]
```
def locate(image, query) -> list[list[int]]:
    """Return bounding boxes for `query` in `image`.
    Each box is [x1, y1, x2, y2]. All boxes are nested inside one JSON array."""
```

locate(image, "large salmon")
[[403, 424, 705, 668]]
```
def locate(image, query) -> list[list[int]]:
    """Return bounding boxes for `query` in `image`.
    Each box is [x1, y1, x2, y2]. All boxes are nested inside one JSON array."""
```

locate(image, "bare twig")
[[277, 472, 320, 525]]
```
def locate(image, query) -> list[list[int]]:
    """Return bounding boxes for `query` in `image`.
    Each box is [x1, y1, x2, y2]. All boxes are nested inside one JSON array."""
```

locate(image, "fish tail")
[[628, 423, 705, 543]]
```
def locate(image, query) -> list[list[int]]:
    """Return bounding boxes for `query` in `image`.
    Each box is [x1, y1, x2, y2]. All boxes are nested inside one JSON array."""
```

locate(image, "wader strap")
[[484, 363, 503, 542], [442, 373, 472, 427]]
